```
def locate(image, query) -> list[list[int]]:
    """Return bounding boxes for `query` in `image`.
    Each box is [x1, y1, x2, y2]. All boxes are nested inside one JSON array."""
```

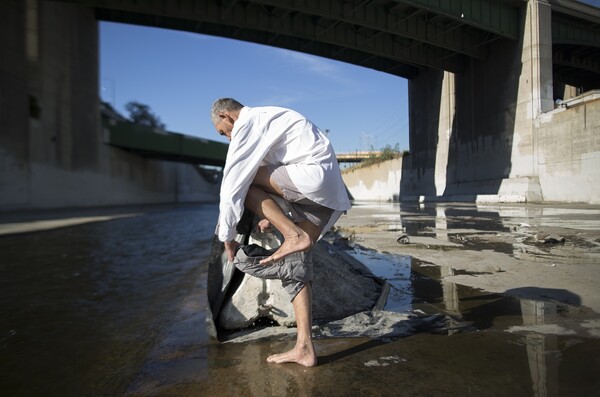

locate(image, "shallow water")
[[2, 203, 600, 396], [348, 245, 599, 333], [0, 205, 217, 396]]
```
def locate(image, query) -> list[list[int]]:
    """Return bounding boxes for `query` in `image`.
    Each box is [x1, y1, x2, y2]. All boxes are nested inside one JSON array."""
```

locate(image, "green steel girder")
[[48, 0, 600, 82], [88, 0, 463, 72], [49, 0, 526, 74], [104, 119, 228, 166], [553, 15, 600, 48], [251, 0, 490, 59], [97, 7, 420, 77], [397, 0, 519, 39], [553, 49, 600, 75], [229, 1, 465, 72]]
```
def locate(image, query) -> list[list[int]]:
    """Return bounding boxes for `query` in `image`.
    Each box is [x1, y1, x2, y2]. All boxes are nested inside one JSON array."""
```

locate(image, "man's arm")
[[217, 113, 274, 243], [224, 240, 240, 262]]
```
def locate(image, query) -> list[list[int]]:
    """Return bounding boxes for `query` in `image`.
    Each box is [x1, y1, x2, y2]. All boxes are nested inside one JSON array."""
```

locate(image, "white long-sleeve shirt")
[[217, 106, 351, 242]]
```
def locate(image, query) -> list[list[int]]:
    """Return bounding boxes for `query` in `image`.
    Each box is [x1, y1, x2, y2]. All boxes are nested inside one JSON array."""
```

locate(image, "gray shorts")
[[267, 165, 335, 230], [233, 244, 312, 301]]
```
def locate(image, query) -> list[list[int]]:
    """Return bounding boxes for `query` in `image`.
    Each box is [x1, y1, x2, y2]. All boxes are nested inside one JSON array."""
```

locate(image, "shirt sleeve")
[[217, 113, 276, 242]]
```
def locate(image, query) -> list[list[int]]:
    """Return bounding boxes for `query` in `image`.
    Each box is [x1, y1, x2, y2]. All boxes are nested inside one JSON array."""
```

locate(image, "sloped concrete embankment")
[[342, 158, 403, 202]]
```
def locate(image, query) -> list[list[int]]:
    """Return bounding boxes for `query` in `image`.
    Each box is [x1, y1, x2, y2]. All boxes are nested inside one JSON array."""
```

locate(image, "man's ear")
[[224, 113, 235, 123]]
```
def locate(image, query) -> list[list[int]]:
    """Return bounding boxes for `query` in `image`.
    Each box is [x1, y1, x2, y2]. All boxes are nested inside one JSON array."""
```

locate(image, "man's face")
[[214, 114, 233, 141]]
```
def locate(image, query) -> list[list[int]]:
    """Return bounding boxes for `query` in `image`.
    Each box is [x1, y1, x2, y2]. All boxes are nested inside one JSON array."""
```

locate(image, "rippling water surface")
[[0, 205, 218, 396]]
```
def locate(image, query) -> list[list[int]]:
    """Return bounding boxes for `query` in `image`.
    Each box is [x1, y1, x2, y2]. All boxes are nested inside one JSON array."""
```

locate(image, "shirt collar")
[[231, 106, 251, 139]]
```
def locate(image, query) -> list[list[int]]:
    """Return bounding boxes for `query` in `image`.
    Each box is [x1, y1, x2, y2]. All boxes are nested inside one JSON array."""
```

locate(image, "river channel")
[[1, 203, 599, 396]]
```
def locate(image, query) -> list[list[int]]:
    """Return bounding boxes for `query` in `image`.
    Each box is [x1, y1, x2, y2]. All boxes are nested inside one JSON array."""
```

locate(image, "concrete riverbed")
[[1, 202, 599, 396]]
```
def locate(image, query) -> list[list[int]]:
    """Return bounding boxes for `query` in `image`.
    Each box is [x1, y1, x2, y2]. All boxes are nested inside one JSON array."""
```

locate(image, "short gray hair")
[[210, 98, 244, 125]]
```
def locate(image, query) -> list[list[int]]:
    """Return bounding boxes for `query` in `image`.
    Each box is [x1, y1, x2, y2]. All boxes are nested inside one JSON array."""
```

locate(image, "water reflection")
[[357, 201, 600, 233], [521, 300, 559, 397], [345, 242, 599, 397], [350, 201, 600, 265]]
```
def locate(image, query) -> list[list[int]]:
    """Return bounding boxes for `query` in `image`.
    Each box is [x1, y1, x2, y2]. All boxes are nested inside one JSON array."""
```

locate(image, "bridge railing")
[[336, 151, 382, 163]]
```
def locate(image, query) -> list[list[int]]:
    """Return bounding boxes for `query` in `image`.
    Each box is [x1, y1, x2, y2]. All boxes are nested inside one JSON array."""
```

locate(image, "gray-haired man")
[[212, 98, 350, 366]]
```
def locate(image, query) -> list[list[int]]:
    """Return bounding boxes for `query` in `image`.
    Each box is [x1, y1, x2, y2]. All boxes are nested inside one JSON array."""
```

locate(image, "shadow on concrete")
[[505, 287, 582, 307], [455, 287, 582, 332], [443, 40, 521, 198], [399, 20, 526, 201], [399, 69, 443, 200]]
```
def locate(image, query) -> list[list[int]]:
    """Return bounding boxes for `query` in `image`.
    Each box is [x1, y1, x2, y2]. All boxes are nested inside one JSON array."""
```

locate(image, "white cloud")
[[282, 50, 337, 76], [277, 49, 362, 89]]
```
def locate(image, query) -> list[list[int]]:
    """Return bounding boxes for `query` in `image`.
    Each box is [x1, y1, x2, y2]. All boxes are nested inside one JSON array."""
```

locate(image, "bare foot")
[[267, 342, 317, 367], [259, 231, 313, 265]]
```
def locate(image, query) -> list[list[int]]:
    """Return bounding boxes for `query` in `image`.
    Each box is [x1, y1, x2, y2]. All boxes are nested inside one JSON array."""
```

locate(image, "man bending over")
[[212, 98, 351, 367]]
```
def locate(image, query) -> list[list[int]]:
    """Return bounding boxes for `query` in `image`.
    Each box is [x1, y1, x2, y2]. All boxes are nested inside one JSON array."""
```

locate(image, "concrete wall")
[[536, 97, 600, 204], [0, 0, 30, 207], [341, 158, 403, 202], [0, 0, 219, 211], [344, 92, 600, 204]]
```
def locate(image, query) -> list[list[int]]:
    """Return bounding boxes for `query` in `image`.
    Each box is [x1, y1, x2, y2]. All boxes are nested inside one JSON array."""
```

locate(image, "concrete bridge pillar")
[[402, 0, 554, 203], [0, 0, 101, 208], [526, 0, 554, 117], [0, 0, 30, 206], [434, 72, 455, 197], [0, 1, 219, 210], [511, 0, 553, 181]]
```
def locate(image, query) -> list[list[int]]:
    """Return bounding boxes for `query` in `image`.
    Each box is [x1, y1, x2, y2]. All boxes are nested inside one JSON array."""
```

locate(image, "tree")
[[125, 101, 166, 130]]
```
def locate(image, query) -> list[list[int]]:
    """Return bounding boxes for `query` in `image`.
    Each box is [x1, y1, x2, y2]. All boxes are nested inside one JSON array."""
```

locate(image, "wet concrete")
[[2, 202, 600, 396], [337, 202, 600, 313]]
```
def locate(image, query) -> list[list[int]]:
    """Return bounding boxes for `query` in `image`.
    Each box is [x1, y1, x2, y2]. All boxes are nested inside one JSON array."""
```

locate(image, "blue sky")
[[99, 21, 409, 154]]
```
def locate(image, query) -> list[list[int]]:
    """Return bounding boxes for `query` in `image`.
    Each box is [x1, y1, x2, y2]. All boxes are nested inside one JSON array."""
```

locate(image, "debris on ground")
[[397, 234, 410, 244]]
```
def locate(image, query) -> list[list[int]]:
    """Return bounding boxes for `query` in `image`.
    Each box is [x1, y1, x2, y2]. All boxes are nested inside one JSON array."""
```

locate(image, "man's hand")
[[257, 218, 272, 233], [224, 240, 240, 262]]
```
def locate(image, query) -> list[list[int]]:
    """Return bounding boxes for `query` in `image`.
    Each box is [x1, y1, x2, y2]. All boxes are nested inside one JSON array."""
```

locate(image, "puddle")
[[347, 246, 412, 313], [345, 202, 600, 256], [345, 243, 600, 339]]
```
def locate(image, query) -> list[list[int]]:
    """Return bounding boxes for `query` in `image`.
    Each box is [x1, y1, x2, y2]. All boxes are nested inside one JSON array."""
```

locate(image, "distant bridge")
[[103, 118, 381, 166], [336, 151, 382, 163], [103, 118, 389, 166], [103, 118, 228, 167]]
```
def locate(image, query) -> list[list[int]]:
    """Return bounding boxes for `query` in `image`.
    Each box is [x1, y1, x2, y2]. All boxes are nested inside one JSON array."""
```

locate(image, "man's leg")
[[233, 246, 317, 366], [266, 283, 316, 367], [246, 167, 321, 265], [245, 167, 320, 366]]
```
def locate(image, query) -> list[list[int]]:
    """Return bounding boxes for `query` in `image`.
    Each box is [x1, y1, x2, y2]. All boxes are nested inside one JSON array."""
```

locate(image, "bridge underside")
[[68, 0, 526, 78], [69, 0, 600, 97], [552, 3, 600, 91]]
